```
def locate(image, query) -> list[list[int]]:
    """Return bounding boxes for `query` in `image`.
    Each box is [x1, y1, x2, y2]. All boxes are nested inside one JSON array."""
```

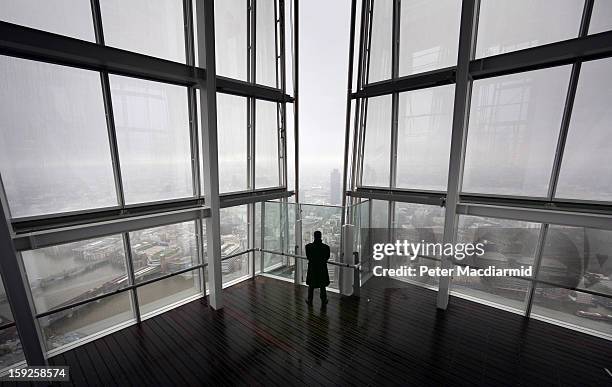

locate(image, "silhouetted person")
[[305, 230, 330, 306]]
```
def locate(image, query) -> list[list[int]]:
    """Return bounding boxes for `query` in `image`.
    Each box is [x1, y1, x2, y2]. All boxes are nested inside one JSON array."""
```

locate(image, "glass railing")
[[259, 200, 370, 291]]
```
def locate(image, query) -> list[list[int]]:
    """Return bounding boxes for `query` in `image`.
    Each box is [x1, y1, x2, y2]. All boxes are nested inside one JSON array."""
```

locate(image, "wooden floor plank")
[[47, 276, 612, 386]]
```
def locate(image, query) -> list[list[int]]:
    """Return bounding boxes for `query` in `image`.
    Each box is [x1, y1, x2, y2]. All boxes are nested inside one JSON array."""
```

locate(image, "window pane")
[[0, 279, 23, 370], [531, 287, 612, 336], [99, 0, 186, 63], [137, 269, 202, 316], [475, 0, 583, 58], [462, 66, 572, 196], [256, 0, 277, 87], [399, 0, 460, 76], [589, 0, 612, 35], [453, 216, 540, 311], [255, 100, 280, 188], [129, 222, 199, 284], [555, 58, 612, 201], [218, 93, 248, 193], [0, 57, 117, 218], [396, 85, 454, 191], [538, 226, 612, 298], [21, 235, 128, 314], [367, 0, 392, 83], [215, 0, 247, 80], [362, 95, 391, 187], [220, 205, 249, 285], [391, 203, 445, 288], [0, 326, 24, 370], [0, 0, 95, 41], [40, 292, 133, 351], [110, 75, 193, 204]]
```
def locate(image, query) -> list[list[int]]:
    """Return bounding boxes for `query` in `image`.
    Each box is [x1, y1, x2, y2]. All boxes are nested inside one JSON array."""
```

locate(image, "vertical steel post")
[[437, 0, 479, 310], [0, 193, 46, 365], [196, 0, 224, 309], [341, 0, 358, 230]]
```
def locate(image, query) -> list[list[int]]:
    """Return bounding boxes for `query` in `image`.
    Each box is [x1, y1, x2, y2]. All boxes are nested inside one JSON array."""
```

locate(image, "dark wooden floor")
[[44, 276, 611, 386]]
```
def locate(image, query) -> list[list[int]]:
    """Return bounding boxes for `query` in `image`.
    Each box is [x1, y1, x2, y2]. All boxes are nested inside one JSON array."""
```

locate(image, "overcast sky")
[[298, 0, 351, 180]]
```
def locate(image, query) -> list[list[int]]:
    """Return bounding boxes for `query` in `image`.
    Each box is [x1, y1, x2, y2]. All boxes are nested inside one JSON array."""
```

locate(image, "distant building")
[[330, 168, 341, 205]]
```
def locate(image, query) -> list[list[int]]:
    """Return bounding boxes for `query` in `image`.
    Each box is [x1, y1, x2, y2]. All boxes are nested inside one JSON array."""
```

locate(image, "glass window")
[[589, 0, 612, 35], [39, 292, 133, 351], [462, 66, 572, 197], [256, 0, 277, 87], [537, 226, 612, 298], [531, 287, 612, 336], [0, 57, 117, 218], [220, 205, 249, 284], [218, 93, 248, 193], [99, 0, 186, 63], [391, 203, 445, 288], [110, 75, 193, 204], [396, 85, 454, 191], [367, 0, 392, 83], [129, 222, 199, 284], [255, 100, 280, 188], [215, 0, 248, 80], [0, 278, 24, 370], [0, 0, 95, 41], [21, 235, 128, 314], [555, 58, 612, 201], [137, 269, 202, 316], [0, 326, 24, 371], [452, 216, 541, 312], [361, 95, 392, 187], [398, 0, 461, 76], [475, 0, 584, 58]]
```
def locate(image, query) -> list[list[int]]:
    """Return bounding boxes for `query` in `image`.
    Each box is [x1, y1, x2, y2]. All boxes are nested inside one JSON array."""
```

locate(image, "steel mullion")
[[122, 232, 141, 323], [547, 0, 594, 200], [437, 0, 480, 310], [342, 0, 358, 231], [524, 223, 549, 317]]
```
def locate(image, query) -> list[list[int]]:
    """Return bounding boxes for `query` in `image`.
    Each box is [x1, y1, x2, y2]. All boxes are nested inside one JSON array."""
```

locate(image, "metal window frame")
[[346, 0, 612, 337]]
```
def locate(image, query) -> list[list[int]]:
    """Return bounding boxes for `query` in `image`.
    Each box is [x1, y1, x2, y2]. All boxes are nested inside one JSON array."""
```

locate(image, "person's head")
[[314, 231, 322, 241]]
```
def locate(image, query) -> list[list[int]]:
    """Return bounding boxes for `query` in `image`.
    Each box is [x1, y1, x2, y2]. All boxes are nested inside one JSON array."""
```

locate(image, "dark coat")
[[305, 240, 330, 287]]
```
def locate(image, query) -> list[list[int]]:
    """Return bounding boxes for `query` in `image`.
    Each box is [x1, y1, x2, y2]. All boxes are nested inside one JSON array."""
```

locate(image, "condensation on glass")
[[110, 75, 193, 204], [217, 93, 248, 193], [99, 0, 186, 63], [396, 84, 454, 191], [398, 0, 461, 76], [361, 95, 392, 187], [255, 100, 281, 188], [555, 58, 612, 201], [215, 0, 248, 80], [367, 0, 392, 83], [0, 57, 117, 218], [475, 0, 584, 59], [0, 0, 95, 41], [256, 0, 278, 87], [589, 0, 612, 35], [129, 222, 199, 284], [462, 66, 572, 197]]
